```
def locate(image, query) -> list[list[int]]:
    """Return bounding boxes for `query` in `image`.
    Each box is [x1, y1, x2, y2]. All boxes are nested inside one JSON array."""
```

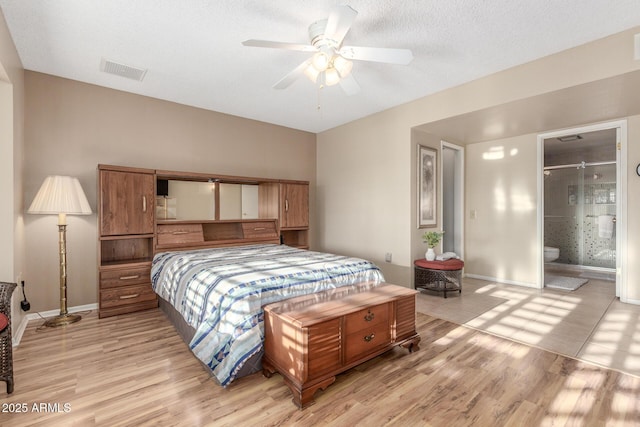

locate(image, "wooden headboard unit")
[[97, 163, 308, 317]]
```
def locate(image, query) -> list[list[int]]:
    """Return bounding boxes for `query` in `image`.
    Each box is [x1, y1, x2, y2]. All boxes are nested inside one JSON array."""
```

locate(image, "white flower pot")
[[426, 247, 436, 261]]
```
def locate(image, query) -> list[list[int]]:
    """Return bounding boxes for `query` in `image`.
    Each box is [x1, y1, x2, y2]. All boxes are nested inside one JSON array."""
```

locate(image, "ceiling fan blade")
[[242, 39, 316, 52], [338, 73, 360, 96], [273, 58, 313, 89], [339, 46, 413, 65], [324, 5, 358, 46]]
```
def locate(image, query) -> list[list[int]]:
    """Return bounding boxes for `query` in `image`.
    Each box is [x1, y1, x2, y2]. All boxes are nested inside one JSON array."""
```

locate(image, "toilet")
[[544, 246, 559, 263]]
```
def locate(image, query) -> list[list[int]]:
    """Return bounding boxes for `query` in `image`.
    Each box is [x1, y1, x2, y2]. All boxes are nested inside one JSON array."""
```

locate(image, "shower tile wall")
[[544, 164, 616, 268]]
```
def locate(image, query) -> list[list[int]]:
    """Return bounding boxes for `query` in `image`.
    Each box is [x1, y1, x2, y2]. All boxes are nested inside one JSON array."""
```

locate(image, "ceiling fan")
[[242, 5, 413, 96]]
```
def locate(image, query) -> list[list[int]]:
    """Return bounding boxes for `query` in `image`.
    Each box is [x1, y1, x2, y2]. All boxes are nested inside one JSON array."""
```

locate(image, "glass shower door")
[[544, 163, 616, 269], [581, 164, 616, 268]]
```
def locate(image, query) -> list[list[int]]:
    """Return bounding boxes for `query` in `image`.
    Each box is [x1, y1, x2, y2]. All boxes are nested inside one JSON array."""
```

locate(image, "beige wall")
[[317, 27, 640, 292], [0, 8, 25, 334], [316, 114, 413, 285], [465, 134, 539, 285], [24, 72, 316, 312]]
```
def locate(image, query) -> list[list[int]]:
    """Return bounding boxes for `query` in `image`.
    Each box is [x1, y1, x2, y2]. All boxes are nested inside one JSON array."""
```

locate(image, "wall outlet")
[[470, 209, 477, 220], [385, 252, 392, 263], [16, 272, 22, 285]]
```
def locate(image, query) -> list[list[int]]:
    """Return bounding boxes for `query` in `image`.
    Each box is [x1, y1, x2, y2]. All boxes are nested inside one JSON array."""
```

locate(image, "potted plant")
[[422, 230, 444, 261]]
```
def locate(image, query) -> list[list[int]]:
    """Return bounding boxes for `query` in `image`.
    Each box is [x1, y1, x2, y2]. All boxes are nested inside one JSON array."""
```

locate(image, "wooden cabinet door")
[[280, 183, 309, 229], [100, 170, 154, 236]]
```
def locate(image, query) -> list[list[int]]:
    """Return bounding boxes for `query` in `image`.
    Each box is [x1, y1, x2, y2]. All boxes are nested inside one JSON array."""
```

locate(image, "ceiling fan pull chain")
[[317, 75, 325, 116], [317, 85, 322, 116]]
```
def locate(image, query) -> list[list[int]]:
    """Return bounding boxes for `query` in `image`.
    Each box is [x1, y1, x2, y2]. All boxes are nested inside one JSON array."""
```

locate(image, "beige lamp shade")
[[28, 176, 92, 216]]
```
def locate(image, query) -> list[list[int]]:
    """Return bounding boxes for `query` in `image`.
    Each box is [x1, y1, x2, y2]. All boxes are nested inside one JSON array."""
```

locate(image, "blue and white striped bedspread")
[[151, 244, 384, 386]]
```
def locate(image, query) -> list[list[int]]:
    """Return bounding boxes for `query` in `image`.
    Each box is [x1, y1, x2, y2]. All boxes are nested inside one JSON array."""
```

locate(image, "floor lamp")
[[28, 176, 92, 327]]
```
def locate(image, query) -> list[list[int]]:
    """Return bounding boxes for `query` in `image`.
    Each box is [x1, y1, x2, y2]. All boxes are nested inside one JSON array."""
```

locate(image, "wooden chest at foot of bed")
[[262, 282, 420, 409]]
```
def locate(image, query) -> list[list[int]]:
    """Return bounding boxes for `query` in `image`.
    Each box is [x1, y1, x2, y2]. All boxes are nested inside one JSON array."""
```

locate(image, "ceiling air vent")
[[557, 134, 582, 142], [100, 58, 147, 81]]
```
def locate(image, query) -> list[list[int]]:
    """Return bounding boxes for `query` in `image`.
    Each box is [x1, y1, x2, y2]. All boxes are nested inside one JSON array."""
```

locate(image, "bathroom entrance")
[[539, 122, 625, 295]]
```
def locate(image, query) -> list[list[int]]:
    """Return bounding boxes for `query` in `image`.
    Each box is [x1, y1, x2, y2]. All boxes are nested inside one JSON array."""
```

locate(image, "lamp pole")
[[43, 212, 81, 327]]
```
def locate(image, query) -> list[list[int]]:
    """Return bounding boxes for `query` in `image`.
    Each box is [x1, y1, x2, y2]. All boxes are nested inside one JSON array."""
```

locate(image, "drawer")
[[157, 223, 204, 245], [100, 284, 157, 308], [344, 302, 389, 335], [100, 266, 151, 289], [241, 221, 278, 239], [344, 321, 391, 363]]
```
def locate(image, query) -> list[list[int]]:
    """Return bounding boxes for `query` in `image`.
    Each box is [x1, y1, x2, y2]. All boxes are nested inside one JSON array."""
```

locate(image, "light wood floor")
[[4, 307, 640, 426]]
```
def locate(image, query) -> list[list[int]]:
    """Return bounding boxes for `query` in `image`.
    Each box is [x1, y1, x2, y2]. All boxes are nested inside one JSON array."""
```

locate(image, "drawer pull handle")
[[364, 310, 375, 322], [364, 333, 376, 342], [119, 275, 140, 280], [172, 231, 190, 235], [253, 227, 266, 231], [119, 294, 140, 300]]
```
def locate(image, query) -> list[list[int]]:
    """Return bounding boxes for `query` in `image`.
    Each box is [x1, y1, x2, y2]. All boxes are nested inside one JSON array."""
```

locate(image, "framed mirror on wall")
[[417, 144, 437, 228]]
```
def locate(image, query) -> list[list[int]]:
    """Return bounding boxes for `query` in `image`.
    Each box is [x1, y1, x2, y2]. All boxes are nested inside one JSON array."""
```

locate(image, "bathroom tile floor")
[[416, 276, 640, 377]]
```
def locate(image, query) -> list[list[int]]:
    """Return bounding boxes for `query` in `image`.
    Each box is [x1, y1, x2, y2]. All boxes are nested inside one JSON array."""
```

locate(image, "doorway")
[[537, 121, 627, 297], [440, 141, 464, 257]]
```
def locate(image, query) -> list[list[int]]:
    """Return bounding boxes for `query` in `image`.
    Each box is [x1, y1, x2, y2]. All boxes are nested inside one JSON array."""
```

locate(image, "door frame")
[[440, 140, 465, 259], [536, 120, 627, 298]]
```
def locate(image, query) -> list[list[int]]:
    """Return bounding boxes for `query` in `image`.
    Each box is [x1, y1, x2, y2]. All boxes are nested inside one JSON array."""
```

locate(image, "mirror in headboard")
[[219, 183, 259, 220], [156, 179, 258, 221]]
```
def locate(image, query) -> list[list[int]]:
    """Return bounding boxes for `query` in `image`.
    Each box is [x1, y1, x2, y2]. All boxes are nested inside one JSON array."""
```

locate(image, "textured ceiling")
[[2, 1, 640, 133]]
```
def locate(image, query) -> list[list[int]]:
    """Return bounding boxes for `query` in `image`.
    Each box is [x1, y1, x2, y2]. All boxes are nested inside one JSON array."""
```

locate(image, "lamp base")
[[43, 313, 81, 328]]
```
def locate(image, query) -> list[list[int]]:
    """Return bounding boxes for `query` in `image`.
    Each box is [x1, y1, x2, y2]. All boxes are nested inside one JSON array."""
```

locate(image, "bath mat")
[[544, 275, 588, 291]]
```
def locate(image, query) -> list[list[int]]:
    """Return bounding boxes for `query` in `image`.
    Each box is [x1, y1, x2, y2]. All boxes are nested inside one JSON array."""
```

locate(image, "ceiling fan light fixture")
[[332, 55, 353, 77], [243, 5, 409, 96], [311, 51, 330, 72], [304, 64, 320, 83], [324, 67, 340, 86]]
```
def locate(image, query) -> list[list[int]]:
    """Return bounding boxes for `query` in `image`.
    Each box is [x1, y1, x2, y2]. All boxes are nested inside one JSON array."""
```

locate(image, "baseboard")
[[12, 303, 99, 347], [12, 316, 29, 347], [465, 273, 538, 289], [620, 297, 640, 305]]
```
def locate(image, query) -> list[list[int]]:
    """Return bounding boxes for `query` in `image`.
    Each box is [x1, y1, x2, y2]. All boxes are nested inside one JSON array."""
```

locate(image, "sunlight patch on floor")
[[415, 277, 640, 376]]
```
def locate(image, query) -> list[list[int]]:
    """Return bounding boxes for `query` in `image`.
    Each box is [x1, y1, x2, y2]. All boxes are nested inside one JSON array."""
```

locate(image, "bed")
[[151, 243, 384, 386]]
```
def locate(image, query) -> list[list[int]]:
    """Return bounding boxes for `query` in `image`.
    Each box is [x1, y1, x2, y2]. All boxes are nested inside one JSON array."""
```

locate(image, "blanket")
[[151, 244, 384, 385]]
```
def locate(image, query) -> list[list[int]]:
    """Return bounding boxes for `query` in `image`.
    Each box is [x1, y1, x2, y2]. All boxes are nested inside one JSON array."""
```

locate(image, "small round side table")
[[414, 258, 464, 298]]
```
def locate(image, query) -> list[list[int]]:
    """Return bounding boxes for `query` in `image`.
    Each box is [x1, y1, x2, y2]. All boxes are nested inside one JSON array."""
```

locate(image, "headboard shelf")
[[156, 218, 278, 225], [155, 219, 279, 252]]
